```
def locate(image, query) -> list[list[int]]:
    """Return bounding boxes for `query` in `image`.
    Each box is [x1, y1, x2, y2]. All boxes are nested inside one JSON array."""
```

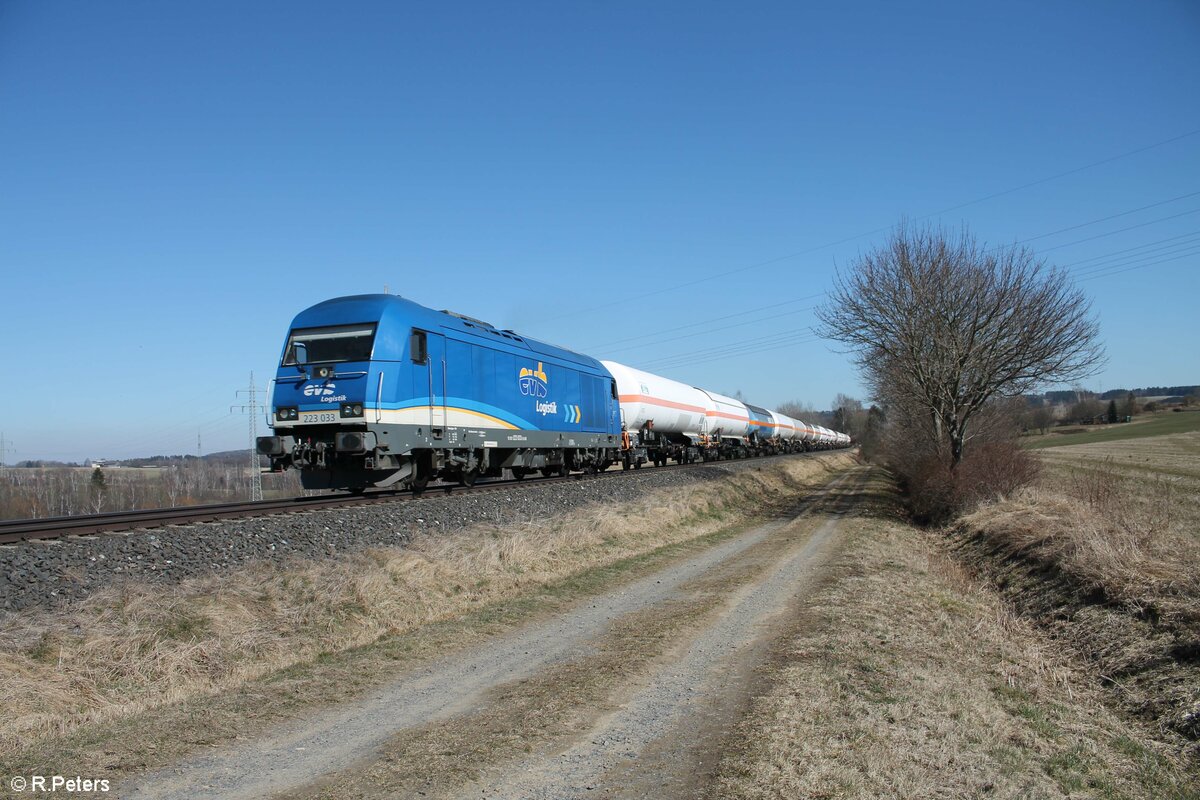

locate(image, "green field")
[[1023, 410, 1200, 449]]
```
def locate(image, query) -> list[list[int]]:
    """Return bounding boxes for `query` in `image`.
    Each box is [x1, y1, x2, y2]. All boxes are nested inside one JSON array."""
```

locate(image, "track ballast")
[[0, 450, 825, 545]]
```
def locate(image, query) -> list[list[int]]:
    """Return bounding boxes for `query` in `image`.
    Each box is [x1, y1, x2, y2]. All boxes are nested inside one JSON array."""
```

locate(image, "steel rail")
[[0, 450, 838, 545]]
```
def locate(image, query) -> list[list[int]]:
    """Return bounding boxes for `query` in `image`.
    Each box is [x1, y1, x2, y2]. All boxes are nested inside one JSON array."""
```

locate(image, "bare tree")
[[1069, 397, 1105, 423], [818, 223, 1104, 466], [831, 393, 864, 436], [1028, 403, 1055, 435], [1121, 390, 1139, 418], [777, 399, 833, 428]]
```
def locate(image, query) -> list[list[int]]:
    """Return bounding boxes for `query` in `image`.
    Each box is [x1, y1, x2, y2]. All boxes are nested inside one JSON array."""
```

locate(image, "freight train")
[[256, 294, 851, 491]]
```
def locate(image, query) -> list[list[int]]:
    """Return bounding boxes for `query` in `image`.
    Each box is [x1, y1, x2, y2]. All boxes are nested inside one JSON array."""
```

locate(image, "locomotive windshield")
[[283, 323, 377, 365]]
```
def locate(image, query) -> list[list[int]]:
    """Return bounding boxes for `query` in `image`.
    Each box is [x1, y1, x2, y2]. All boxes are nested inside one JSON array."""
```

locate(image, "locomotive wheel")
[[460, 469, 479, 487], [512, 468, 526, 481], [411, 475, 429, 495]]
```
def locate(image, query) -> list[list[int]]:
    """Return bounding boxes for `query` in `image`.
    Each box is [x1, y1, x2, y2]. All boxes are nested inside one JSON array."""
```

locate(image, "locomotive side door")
[[411, 329, 447, 437], [428, 332, 447, 434]]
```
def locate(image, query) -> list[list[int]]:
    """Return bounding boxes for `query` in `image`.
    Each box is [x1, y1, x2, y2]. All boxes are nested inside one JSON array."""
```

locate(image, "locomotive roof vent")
[[440, 309, 494, 328]]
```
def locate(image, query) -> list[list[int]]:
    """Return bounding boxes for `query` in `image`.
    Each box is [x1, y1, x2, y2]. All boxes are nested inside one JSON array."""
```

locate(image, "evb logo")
[[303, 383, 337, 397], [518, 363, 549, 398]]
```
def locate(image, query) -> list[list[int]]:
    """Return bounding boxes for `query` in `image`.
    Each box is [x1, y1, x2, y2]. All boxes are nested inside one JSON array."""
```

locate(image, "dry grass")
[[950, 433, 1200, 749], [711, 479, 1197, 799], [961, 483, 1198, 626], [1038, 430, 1200, 526], [0, 454, 852, 754], [1038, 427, 1200, 475]]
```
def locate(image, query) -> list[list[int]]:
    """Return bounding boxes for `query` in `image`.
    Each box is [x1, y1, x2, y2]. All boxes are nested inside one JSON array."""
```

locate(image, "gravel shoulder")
[[0, 458, 775, 612], [120, 469, 865, 799]]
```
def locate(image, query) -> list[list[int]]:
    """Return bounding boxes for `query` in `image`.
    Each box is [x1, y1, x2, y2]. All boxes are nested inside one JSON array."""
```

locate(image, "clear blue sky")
[[1, 1, 1197, 462]]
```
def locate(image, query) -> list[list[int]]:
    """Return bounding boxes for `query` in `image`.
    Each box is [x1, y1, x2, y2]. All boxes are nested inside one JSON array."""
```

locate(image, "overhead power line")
[[1077, 249, 1200, 283], [926, 128, 1200, 217], [598, 202, 1199, 362], [1058, 229, 1200, 268], [583, 292, 824, 351], [602, 304, 819, 357], [621, 230, 1200, 374], [1036, 207, 1200, 253], [1010, 190, 1200, 246], [537, 128, 1200, 324], [583, 193, 1200, 359], [1071, 242, 1200, 280]]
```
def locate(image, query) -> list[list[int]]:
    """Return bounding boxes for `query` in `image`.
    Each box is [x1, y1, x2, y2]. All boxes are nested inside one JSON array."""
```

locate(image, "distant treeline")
[[1099, 385, 1200, 400], [1038, 386, 1198, 405], [10, 451, 258, 469], [0, 459, 301, 519]]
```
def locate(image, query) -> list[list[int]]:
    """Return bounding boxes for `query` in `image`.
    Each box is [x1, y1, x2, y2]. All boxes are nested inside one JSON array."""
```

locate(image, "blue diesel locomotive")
[[256, 295, 623, 491]]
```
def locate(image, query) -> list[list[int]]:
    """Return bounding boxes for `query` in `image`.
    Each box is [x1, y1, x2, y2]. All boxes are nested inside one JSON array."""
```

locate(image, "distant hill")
[[1033, 386, 1197, 405], [107, 450, 256, 468], [1099, 385, 1199, 400]]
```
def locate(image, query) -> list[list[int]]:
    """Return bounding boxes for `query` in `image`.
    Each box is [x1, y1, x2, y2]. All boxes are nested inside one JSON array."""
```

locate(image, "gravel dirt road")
[[122, 465, 867, 800]]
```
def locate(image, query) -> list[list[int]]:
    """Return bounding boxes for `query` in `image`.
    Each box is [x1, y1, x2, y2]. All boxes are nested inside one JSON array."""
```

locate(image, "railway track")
[[0, 451, 826, 545]]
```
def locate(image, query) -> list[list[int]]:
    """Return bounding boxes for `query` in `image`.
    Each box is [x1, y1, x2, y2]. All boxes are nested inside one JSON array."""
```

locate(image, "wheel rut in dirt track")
[[123, 467, 867, 800], [453, 471, 866, 800]]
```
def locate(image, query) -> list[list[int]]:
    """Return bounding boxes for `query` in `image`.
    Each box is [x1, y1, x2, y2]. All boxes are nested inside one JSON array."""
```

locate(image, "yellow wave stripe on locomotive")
[[371, 406, 522, 429]]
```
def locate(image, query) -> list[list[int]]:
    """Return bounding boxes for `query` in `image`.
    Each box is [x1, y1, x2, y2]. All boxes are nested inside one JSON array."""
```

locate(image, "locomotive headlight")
[[336, 432, 366, 452], [257, 436, 284, 455], [314, 365, 334, 379], [276, 407, 298, 421], [353, 404, 362, 415], [340, 403, 364, 418]]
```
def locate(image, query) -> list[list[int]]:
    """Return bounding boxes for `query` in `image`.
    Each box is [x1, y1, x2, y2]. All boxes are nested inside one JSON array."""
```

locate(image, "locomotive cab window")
[[283, 323, 377, 365], [410, 329, 428, 363]]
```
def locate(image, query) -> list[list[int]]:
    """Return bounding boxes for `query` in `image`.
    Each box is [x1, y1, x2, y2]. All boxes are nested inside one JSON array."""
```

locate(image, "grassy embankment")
[[710, 469, 1198, 800], [960, 420, 1200, 756], [0, 453, 852, 784]]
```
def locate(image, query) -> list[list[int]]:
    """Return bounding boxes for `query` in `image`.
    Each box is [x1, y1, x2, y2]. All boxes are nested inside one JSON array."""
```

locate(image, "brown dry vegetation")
[[711, 475, 1197, 799], [951, 432, 1200, 755], [0, 462, 305, 519], [0, 454, 852, 758]]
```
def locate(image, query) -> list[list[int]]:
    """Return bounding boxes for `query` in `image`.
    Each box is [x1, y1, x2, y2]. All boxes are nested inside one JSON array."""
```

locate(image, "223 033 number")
[[298, 411, 338, 424]]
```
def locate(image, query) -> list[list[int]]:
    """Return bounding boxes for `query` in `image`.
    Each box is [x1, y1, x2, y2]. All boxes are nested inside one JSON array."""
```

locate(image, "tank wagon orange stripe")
[[618, 394, 707, 414], [700, 410, 748, 422]]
